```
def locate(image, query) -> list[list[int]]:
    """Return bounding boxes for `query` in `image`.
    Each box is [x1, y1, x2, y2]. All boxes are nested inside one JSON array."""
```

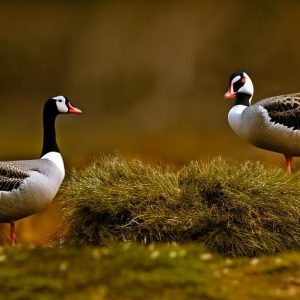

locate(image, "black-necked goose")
[[0, 96, 81, 244], [225, 71, 300, 173]]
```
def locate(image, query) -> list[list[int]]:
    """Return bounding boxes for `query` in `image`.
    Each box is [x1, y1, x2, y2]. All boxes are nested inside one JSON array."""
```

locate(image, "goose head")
[[224, 71, 254, 106], [44, 95, 82, 116], [41, 95, 82, 157]]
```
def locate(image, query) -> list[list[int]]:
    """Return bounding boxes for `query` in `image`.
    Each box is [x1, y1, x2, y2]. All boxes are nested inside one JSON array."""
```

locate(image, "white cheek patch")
[[231, 76, 241, 84], [238, 76, 254, 95], [52, 95, 66, 101], [56, 100, 68, 113]]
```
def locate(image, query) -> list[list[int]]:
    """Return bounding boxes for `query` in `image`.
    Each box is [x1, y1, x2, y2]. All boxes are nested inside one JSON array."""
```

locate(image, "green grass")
[[1, 244, 300, 300], [57, 156, 300, 257]]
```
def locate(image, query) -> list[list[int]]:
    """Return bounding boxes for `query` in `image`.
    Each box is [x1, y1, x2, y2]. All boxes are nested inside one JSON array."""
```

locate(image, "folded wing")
[[0, 164, 29, 192], [262, 94, 300, 130]]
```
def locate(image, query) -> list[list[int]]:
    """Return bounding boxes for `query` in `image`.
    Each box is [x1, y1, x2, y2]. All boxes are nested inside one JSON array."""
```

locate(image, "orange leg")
[[284, 155, 293, 174], [10, 221, 17, 245]]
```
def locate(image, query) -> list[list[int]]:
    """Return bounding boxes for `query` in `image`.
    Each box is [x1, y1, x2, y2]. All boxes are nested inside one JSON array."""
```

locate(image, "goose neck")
[[235, 93, 252, 106], [41, 111, 60, 157]]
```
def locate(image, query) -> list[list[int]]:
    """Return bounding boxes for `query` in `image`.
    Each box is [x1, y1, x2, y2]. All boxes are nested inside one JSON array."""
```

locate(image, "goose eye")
[[233, 79, 244, 92], [58, 100, 63, 103]]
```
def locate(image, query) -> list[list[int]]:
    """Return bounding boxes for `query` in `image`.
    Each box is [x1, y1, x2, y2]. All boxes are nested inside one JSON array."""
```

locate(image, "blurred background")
[[1, 0, 300, 243]]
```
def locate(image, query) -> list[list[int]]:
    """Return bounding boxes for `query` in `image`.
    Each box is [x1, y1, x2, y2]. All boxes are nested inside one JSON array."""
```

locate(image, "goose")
[[225, 71, 300, 173], [0, 95, 81, 244]]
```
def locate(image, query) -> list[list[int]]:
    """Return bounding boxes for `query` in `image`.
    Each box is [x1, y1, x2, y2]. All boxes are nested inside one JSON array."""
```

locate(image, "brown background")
[[0, 0, 299, 243]]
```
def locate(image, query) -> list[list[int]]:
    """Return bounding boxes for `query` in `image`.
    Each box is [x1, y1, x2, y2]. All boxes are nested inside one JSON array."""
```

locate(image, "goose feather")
[[0, 153, 65, 223]]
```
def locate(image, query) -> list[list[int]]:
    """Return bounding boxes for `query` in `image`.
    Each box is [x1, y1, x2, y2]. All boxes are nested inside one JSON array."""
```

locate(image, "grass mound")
[[58, 156, 300, 256], [59, 156, 182, 246], [180, 159, 300, 256]]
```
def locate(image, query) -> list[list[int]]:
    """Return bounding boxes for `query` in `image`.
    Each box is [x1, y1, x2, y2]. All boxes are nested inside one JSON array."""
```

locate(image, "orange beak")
[[224, 86, 236, 99], [67, 102, 82, 114]]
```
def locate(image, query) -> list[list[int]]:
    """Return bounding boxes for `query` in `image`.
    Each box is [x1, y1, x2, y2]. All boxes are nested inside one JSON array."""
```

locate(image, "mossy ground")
[[1, 244, 300, 300]]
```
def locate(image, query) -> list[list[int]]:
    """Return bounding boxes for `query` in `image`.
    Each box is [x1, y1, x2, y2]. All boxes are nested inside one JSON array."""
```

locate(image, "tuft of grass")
[[179, 158, 300, 256], [57, 156, 300, 257], [59, 156, 182, 246]]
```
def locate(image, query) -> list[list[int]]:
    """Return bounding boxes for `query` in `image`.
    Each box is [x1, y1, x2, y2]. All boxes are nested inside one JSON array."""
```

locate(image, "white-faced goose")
[[225, 71, 300, 173], [0, 96, 81, 244]]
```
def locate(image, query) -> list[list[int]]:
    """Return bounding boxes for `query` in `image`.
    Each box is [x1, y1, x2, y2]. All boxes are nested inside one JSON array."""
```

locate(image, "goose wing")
[[0, 158, 63, 193], [0, 163, 29, 192], [260, 93, 300, 130]]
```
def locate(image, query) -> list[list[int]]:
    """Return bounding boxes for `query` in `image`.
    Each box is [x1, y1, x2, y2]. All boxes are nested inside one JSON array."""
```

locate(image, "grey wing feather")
[[0, 163, 29, 192], [259, 93, 300, 130]]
